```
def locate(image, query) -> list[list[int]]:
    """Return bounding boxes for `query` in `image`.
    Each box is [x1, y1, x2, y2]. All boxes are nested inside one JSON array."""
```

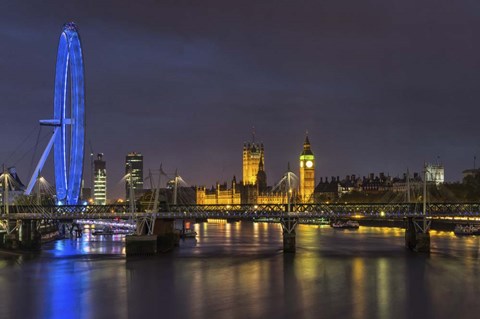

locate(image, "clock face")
[[300, 161, 304, 168], [306, 160, 313, 168]]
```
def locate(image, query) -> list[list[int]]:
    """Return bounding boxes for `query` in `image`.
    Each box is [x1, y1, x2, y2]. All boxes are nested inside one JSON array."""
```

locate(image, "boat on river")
[[92, 226, 114, 236], [180, 229, 197, 239], [453, 224, 480, 236], [331, 220, 360, 229]]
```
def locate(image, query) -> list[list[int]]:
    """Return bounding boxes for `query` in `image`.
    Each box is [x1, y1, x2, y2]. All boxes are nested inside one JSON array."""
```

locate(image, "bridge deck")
[[1, 203, 480, 220]]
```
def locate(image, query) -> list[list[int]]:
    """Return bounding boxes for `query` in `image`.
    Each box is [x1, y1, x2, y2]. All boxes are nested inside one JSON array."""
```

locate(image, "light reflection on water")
[[50, 230, 126, 257], [1, 223, 480, 319]]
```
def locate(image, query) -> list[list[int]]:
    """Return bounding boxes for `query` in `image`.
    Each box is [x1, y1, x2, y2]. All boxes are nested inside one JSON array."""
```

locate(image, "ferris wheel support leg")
[[25, 128, 59, 195]]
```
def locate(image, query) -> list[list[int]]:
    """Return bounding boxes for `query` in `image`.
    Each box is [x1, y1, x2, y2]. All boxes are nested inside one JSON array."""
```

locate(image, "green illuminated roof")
[[300, 154, 315, 161]]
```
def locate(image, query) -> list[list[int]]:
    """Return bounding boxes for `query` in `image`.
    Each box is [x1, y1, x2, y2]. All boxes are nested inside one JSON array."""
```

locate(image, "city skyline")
[[1, 1, 479, 200]]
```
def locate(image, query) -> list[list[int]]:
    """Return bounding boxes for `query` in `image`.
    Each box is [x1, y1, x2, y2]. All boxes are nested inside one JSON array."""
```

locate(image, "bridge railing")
[[1, 203, 480, 219], [0, 204, 130, 217]]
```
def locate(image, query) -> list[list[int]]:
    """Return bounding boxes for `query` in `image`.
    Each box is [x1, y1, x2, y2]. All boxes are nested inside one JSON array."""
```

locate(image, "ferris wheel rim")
[[53, 23, 85, 205]]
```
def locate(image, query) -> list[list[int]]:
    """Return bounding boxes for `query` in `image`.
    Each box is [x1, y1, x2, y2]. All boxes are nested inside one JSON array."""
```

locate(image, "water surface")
[[1, 222, 479, 319]]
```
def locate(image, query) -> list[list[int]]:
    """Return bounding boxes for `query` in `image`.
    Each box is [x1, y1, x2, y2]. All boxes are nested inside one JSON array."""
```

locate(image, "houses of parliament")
[[196, 134, 315, 205]]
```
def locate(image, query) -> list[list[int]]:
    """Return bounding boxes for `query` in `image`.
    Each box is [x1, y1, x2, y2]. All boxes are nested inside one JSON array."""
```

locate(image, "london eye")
[[25, 22, 85, 205]]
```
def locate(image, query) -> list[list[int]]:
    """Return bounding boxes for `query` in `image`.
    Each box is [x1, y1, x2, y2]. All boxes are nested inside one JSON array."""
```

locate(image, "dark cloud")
[[1, 0, 479, 199]]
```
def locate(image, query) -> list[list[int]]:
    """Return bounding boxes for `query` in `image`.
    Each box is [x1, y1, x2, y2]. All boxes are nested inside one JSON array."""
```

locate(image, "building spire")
[[258, 152, 264, 171], [304, 136, 311, 152], [303, 130, 310, 146]]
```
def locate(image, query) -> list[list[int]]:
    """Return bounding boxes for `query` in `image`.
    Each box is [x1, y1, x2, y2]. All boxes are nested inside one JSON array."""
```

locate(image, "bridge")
[[1, 202, 479, 255], [1, 203, 480, 220]]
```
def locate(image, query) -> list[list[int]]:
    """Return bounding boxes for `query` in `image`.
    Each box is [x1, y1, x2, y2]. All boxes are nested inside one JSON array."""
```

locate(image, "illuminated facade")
[[196, 133, 294, 205], [243, 140, 264, 186], [125, 152, 144, 200], [196, 178, 241, 205], [299, 136, 315, 203], [426, 163, 444, 185], [93, 154, 107, 205], [256, 192, 290, 204]]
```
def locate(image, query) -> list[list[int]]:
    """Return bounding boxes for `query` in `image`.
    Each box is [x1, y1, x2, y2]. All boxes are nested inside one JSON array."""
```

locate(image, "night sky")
[[1, 0, 480, 200]]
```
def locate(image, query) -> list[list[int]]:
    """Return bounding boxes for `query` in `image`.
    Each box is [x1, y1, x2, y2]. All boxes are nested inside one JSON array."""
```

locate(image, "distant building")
[[125, 152, 144, 200], [314, 173, 398, 201], [197, 133, 302, 205], [425, 164, 444, 185], [299, 135, 315, 203], [242, 138, 264, 186], [314, 177, 341, 202], [94, 153, 107, 205], [391, 172, 422, 197], [196, 178, 241, 205], [339, 175, 361, 195], [361, 173, 392, 193], [462, 169, 480, 181]]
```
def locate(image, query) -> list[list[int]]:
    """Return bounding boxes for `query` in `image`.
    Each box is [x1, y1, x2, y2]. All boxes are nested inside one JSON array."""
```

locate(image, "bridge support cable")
[[1, 165, 13, 235], [135, 214, 156, 236]]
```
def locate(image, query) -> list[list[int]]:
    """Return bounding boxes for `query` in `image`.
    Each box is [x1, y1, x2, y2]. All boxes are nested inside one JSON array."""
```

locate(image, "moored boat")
[[453, 224, 480, 236], [331, 220, 360, 229], [92, 226, 114, 236], [180, 229, 197, 238]]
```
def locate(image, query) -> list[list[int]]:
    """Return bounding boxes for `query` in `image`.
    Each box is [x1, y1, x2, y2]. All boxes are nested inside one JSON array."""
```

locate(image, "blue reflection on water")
[[2, 223, 480, 319], [47, 231, 126, 257]]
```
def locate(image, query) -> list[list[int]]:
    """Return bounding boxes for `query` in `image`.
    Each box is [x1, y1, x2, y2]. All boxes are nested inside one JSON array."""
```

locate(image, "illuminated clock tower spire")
[[299, 133, 315, 203]]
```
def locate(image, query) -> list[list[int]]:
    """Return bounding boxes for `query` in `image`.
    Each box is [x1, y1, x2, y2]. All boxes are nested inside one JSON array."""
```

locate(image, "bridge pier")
[[125, 219, 179, 256], [125, 235, 158, 256], [153, 219, 179, 251], [19, 220, 41, 250], [2, 219, 41, 250], [3, 220, 18, 250], [1, 220, 15, 249], [405, 217, 430, 253], [280, 217, 298, 253]]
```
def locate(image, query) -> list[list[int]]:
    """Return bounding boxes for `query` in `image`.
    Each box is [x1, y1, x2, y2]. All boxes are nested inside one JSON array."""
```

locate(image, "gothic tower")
[[299, 135, 315, 203], [256, 154, 267, 193], [242, 133, 264, 186]]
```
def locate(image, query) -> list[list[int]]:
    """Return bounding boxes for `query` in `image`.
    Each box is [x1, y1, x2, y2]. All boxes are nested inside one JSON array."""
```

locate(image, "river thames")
[[1, 222, 480, 319]]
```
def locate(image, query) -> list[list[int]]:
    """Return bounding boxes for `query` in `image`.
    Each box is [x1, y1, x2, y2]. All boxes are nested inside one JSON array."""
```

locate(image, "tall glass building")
[[125, 152, 144, 200], [93, 154, 107, 205]]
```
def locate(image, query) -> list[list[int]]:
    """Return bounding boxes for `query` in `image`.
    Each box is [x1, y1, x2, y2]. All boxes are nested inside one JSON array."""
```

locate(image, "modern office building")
[[125, 152, 144, 200], [93, 153, 107, 205]]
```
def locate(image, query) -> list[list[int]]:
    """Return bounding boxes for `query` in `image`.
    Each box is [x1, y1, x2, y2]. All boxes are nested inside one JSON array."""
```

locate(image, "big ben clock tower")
[[299, 135, 315, 203]]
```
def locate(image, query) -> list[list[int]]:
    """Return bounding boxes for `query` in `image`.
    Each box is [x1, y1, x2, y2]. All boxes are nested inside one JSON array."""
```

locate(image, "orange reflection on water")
[[376, 258, 390, 319], [352, 258, 366, 319]]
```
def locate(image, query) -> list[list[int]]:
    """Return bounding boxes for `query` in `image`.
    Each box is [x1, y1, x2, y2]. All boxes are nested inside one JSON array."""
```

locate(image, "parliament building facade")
[[196, 134, 315, 205]]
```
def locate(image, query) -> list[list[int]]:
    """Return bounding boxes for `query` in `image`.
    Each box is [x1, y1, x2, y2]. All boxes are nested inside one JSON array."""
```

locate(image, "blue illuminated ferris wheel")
[[25, 22, 85, 205]]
